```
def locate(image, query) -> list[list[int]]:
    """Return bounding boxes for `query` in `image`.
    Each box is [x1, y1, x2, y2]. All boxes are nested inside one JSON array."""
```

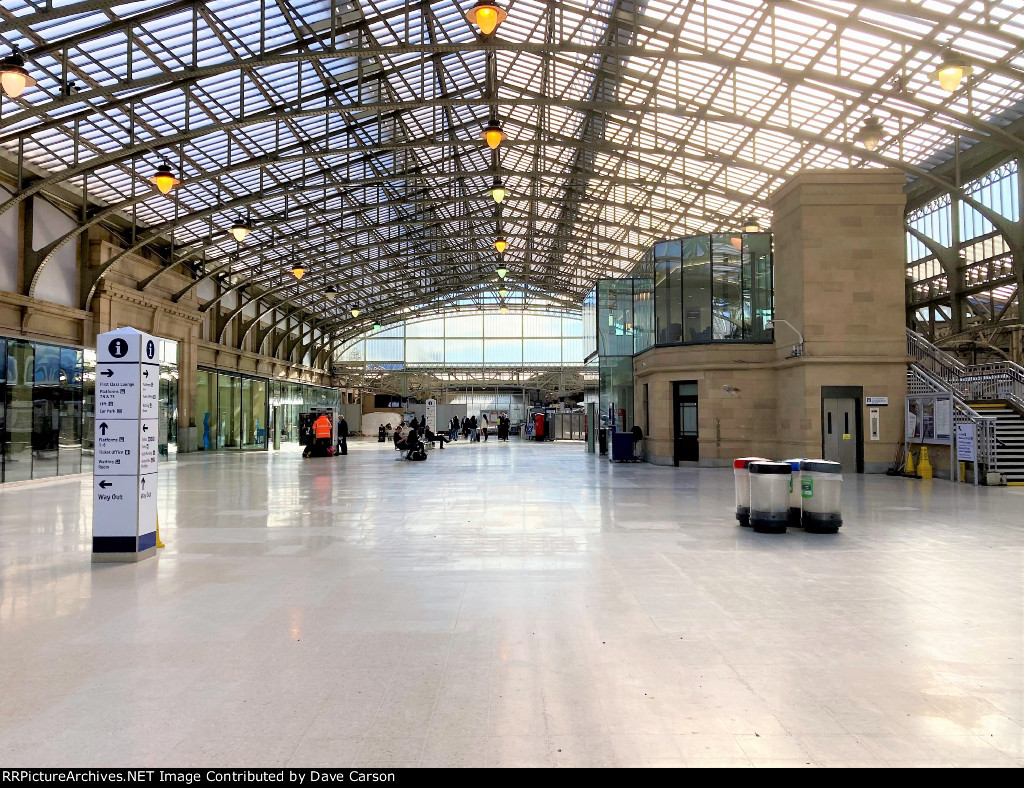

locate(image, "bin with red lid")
[[734, 456, 769, 527]]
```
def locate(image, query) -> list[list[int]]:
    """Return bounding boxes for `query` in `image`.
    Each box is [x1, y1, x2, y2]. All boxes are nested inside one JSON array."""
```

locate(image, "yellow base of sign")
[[156, 513, 165, 549]]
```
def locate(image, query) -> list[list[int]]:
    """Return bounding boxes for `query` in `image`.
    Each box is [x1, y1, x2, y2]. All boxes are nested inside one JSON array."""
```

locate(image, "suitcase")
[[611, 432, 635, 462]]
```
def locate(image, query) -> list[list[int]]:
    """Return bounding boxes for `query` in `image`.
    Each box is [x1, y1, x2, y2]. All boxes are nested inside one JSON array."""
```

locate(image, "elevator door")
[[823, 397, 857, 471]]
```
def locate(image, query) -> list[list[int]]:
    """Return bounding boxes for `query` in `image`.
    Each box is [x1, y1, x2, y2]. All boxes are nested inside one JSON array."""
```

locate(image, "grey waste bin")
[[799, 460, 843, 533], [749, 461, 793, 534]]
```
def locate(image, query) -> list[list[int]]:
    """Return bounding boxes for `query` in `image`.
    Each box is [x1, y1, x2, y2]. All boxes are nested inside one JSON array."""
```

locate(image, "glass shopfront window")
[[197, 368, 298, 451]]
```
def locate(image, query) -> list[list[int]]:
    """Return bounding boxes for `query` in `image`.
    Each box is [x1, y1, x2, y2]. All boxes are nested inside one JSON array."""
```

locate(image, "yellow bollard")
[[904, 447, 916, 475], [918, 446, 933, 480], [959, 461, 967, 483], [155, 513, 165, 549]]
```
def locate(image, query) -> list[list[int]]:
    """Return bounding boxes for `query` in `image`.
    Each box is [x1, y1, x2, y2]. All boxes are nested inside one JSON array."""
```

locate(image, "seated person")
[[423, 426, 449, 450], [378, 424, 387, 442]]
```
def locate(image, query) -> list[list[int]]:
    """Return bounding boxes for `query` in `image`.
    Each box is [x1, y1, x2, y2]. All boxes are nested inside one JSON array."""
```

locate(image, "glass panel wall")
[[597, 279, 635, 356], [599, 356, 634, 431], [198, 368, 283, 451], [0, 338, 90, 484], [655, 240, 683, 344]]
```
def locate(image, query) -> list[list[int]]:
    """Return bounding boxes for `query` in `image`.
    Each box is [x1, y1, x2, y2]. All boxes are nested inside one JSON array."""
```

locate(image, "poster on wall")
[[921, 399, 935, 440], [934, 395, 951, 440], [906, 399, 919, 440]]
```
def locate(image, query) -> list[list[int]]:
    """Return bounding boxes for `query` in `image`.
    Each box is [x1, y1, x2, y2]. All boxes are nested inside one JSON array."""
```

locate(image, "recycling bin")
[[749, 461, 793, 533], [734, 456, 769, 527], [799, 460, 843, 533], [783, 458, 805, 525]]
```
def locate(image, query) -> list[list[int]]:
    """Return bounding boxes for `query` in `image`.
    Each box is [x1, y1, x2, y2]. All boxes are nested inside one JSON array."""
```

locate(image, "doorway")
[[821, 387, 862, 472], [673, 381, 699, 465]]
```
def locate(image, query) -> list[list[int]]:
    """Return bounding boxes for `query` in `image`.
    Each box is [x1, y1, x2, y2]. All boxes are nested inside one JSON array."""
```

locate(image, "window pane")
[[445, 339, 483, 364], [682, 236, 711, 342], [484, 314, 522, 337], [445, 315, 483, 336], [366, 338, 404, 362], [523, 314, 562, 336], [57, 347, 83, 476], [32, 344, 60, 480], [712, 234, 744, 341], [406, 339, 444, 365], [485, 339, 522, 364], [5, 341, 34, 482], [406, 318, 444, 337], [655, 240, 682, 343], [523, 339, 561, 363]]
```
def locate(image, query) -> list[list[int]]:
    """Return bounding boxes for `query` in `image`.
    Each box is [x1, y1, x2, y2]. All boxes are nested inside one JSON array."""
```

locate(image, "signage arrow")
[[143, 369, 149, 378], [140, 477, 146, 490], [99, 422, 109, 435], [142, 424, 149, 432], [99, 480, 112, 489], [100, 369, 114, 377]]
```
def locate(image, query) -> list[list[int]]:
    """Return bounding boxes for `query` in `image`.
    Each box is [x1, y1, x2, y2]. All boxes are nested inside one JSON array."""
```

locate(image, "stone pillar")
[[769, 169, 909, 471]]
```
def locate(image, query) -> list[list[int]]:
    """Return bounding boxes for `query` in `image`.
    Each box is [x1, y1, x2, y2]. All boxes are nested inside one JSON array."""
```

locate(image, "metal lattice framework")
[[1, 0, 1023, 351]]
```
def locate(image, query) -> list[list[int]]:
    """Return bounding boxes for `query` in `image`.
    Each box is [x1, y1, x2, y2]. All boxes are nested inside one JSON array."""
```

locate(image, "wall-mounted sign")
[[956, 423, 976, 462], [866, 396, 889, 406]]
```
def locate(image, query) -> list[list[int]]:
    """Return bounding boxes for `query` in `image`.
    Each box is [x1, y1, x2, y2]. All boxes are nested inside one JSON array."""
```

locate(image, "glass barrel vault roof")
[[0, 0, 1022, 344]]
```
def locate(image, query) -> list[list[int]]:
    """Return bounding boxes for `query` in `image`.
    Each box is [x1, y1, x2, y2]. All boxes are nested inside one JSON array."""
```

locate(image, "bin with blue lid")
[[748, 461, 793, 533], [799, 460, 843, 533], [783, 458, 805, 525]]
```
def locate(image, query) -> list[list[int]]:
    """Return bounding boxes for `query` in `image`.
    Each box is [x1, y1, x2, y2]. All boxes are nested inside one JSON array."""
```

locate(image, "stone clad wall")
[[634, 169, 909, 472]]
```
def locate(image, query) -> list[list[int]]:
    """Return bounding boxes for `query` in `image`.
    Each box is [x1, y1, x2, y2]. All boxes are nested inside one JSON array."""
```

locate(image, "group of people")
[[302, 413, 349, 458], [446, 414, 512, 443], [390, 415, 451, 460]]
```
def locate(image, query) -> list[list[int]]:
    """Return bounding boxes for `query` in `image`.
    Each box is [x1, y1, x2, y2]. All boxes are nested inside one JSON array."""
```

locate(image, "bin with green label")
[[798, 460, 843, 533], [783, 458, 806, 525]]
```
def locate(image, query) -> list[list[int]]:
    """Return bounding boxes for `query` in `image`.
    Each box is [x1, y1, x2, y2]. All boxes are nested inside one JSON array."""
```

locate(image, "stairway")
[[968, 402, 1024, 484]]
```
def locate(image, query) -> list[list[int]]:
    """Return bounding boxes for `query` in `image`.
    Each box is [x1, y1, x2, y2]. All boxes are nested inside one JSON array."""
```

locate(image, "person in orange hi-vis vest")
[[307, 413, 333, 458]]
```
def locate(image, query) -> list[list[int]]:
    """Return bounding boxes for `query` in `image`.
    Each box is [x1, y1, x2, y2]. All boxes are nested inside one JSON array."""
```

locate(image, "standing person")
[[480, 413, 489, 442], [409, 415, 420, 435], [337, 414, 349, 455], [310, 411, 333, 457], [469, 415, 478, 442], [449, 415, 459, 442], [377, 424, 387, 442], [461, 417, 469, 440]]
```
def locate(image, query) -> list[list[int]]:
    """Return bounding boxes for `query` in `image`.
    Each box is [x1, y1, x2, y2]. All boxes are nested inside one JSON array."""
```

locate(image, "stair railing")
[[907, 328, 1024, 410], [908, 365, 1000, 473]]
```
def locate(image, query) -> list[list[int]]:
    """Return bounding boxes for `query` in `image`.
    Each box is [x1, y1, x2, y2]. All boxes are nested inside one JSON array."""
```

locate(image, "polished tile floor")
[[1, 438, 1022, 768]]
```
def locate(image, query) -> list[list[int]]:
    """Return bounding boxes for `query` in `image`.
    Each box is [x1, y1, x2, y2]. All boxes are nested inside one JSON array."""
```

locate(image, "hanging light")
[[373, 321, 382, 330], [230, 218, 251, 242], [466, 1, 507, 36], [149, 160, 181, 195], [498, 287, 508, 298], [742, 217, 759, 233], [0, 50, 35, 99], [487, 176, 507, 204], [494, 235, 508, 254], [500, 305, 508, 314], [934, 52, 973, 93], [351, 307, 360, 318], [324, 285, 337, 301], [482, 118, 506, 150], [496, 265, 508, 279], [854, 116, 885, 152], [291, 262, 306, 280]]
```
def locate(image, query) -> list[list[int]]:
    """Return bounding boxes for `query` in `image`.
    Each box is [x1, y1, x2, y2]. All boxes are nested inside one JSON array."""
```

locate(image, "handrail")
[[907, 328, 1024, 408]]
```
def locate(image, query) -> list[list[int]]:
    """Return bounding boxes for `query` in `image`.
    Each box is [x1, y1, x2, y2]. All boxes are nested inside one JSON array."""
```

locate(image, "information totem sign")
[[92, 327, 159, 562], [425, 398, 437, 432]]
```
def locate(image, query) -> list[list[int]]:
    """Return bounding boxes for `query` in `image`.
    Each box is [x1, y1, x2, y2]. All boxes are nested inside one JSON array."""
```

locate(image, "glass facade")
[[195, 368, 339, 451], [1, 338, 83, 483], [337, 311, 584, 368]]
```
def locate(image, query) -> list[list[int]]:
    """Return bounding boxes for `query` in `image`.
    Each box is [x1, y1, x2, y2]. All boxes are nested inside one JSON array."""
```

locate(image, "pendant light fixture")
[[496, 265, 508, 279], [325, 285, 337, 301], [482, 118, 506, 150], [487, 176, 507, 204], [742, 217, 759, 233], [350, 307, 361, 318], [0, 49, 35, 99], [498, 288, 508, 298], [494, 235, 508, 254], [934, 51, 973, 93], [230, 218, 251, 242], [500, 305, 508, 314], [854, 116, 884, 152], [291, 262, 306, 280], [149, 160, 181, 195], [373, 320, 382, 331], [466, 1, 507, 36]]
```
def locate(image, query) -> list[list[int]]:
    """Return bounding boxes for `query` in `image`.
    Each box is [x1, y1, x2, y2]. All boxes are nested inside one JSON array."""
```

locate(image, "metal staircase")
[[906, 329, 1024, 484]]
